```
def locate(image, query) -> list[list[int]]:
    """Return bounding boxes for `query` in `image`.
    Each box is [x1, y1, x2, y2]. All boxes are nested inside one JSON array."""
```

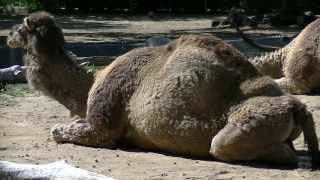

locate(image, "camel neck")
[[25, 50, 95, 118], [248, 39, 296, 79]]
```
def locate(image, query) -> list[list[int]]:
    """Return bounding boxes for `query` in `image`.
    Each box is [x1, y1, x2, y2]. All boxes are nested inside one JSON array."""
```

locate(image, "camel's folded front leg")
[[210, 96, 318, 167], [275, 77, 291, 93], [275, 77, 312, 94], [51, 119, 116, 148], [210, 122, 298, 164]]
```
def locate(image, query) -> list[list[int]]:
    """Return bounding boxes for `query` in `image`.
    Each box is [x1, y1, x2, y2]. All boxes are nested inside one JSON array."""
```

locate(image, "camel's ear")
[[23, 17, 34, 31], [23, 17, 31, 30]]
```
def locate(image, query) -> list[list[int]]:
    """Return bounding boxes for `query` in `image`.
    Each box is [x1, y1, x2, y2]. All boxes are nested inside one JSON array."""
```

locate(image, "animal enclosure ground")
[[0, 15, 320, 179], [0, 14, 299, 43], [1, 88, 320, 179]]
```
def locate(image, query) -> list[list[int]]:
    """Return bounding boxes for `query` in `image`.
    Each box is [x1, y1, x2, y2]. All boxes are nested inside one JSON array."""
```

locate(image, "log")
[[0, 160, 116, 180], [66, 50, 116, 66], [76, 56, 116, 66], [145, 36, 170, 47], [0, 55, 115, 83], [0, 65, 27, 83]]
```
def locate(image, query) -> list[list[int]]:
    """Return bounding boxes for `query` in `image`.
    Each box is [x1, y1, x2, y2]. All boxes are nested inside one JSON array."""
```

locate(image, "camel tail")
[[299, 109, 320, 168]]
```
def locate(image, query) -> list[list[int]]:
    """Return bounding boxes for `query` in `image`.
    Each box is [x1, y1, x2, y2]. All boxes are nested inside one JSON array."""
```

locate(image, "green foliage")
[[17, 0, 41, 9], [0, 83, 30, 106], [0, 0, 14, 13], [0, 83, 30, 97], [0, 0, 40, 14], [0, 0, 14, 6]]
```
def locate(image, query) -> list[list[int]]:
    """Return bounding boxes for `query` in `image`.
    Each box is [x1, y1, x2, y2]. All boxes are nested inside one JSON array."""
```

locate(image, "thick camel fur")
[[248, 18, 320, 94], [7, 11, 319, 166]]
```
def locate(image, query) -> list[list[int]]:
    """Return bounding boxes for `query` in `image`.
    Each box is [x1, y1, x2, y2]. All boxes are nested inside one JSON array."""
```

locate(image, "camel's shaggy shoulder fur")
[[7, 11, 319, 166], [249, 18, 320, 94]]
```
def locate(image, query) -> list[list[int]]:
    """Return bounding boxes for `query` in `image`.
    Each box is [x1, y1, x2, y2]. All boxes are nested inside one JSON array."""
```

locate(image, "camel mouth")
[[7, 41, 17, 48], [6, 38, 19, 48]]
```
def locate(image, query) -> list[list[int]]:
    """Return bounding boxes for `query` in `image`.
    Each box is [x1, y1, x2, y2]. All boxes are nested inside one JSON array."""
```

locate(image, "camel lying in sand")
[[6, 11, 319, 166], [235, 17, 320, 94]]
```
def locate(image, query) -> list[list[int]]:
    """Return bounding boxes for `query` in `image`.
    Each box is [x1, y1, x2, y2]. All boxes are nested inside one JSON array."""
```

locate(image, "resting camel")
[[6, 11, 319, 166], [7, 23, 94, 118], [234, 16, 320, 94]]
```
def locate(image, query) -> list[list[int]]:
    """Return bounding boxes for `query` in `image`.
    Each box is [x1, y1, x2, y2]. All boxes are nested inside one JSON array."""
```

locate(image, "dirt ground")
[[0, 15, 320, 179], [1, 92, 320, 180], [0, 14, 299, 43]]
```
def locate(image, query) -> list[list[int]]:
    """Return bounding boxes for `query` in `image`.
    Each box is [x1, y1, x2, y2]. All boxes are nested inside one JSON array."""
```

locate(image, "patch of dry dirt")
[[0, 14, 299, 43], [1, 93, 320, 179]]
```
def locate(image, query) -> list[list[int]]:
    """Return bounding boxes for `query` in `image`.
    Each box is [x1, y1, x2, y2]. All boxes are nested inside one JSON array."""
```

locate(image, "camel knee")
[[51, 119, 116, 148], [210, 123, 299, 164], [275, 77, 313, 94], [210, 96, 302, 163], [210, 123, 267, 162]]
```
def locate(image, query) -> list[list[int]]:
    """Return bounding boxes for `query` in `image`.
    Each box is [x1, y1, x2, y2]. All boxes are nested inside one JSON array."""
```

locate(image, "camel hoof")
[[50, 121, 102, 147], [51, 124, 68, 143]]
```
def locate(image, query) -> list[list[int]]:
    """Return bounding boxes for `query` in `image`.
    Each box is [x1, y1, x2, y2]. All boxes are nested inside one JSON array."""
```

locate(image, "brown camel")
[[7, 11, 319, 166], [7, 18, 94, 118], [235, 17, 320, 94]]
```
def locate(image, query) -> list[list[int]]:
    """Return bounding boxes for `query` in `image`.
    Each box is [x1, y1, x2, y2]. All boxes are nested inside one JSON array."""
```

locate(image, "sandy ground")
[[0, 92, 320, 180], [0, 14, 299, 43], [0, 15, 320, 179]]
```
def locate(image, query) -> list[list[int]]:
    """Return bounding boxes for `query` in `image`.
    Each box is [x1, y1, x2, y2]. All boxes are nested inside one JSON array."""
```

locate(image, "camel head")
[[7, 11, 65, 56], [7, 24, 28, 48]]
